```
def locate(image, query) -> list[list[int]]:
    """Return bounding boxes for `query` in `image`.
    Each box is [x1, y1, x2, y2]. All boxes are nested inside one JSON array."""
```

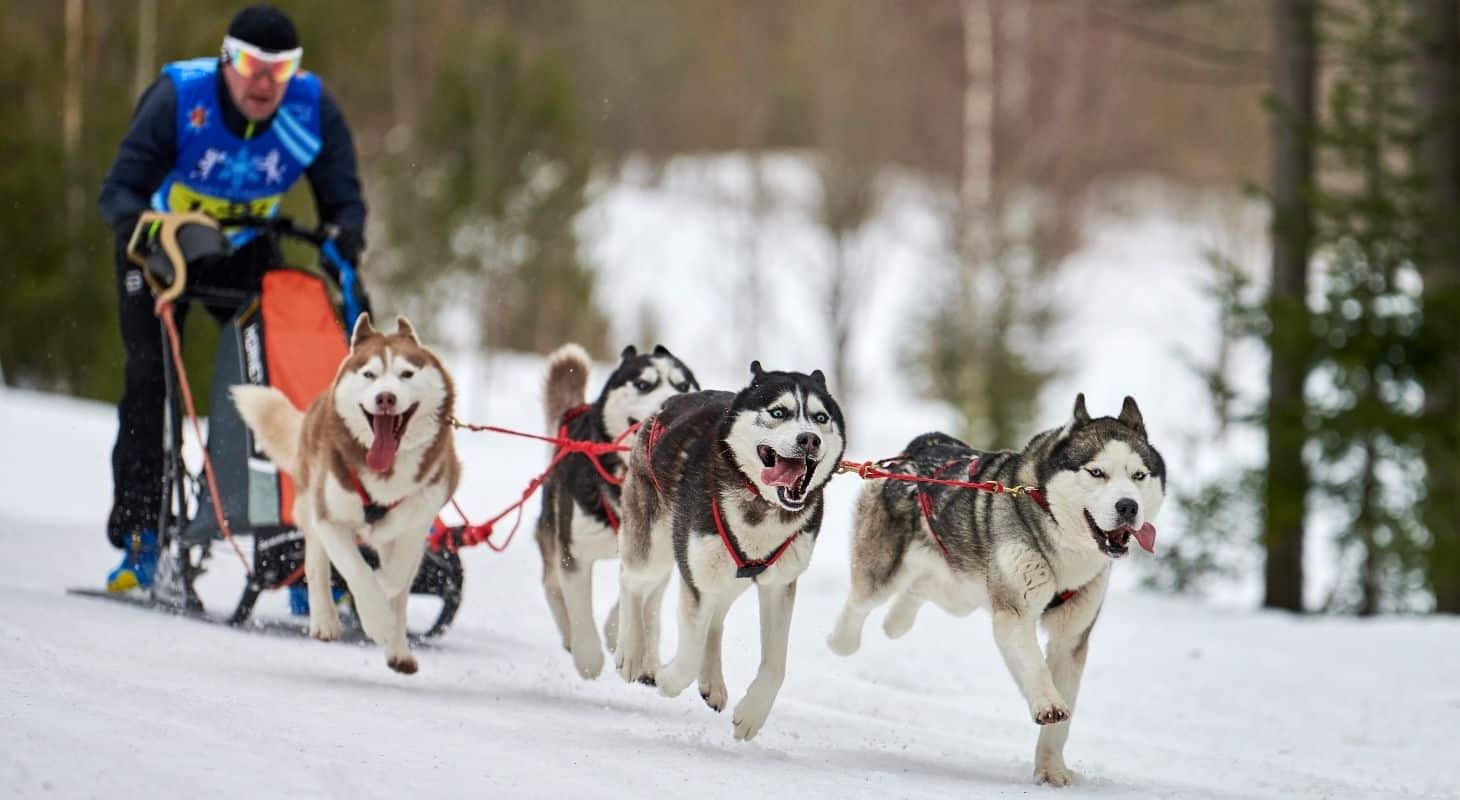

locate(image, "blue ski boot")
[[287, 582, 348, 616], [106, 530, 159, 593]]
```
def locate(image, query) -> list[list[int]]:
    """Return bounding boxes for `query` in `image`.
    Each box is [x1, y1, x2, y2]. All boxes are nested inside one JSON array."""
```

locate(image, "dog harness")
[[559, 404, 623, 534], [710, 493, 801, 580], [350, 472, 401, 524], [913, 457, 1072, 611]]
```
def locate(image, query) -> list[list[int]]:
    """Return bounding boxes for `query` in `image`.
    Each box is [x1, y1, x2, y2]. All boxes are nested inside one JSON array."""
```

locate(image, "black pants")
[[106, 235, 280, 548]]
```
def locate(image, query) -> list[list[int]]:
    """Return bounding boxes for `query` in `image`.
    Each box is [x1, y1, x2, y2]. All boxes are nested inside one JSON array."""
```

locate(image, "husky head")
[[334, 313, 454, 473], [1040, 394, 1165, 558], [725, 361, 847, 512], [599, 344, 699, 440]]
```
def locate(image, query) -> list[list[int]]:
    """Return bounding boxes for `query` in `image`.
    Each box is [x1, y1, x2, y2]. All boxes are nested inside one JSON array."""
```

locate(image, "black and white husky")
[[827, 395, 1164, 786], [537, 344, 699, 679], [614, 362, 847, 740]]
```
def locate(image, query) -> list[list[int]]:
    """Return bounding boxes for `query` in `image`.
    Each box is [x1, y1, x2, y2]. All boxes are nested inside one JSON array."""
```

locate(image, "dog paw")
[[1034, 762, 1076, 787], [309, 616, 342, 642], [731, 693, 774, 741], [825, 628, 861, 657], [1030, 700, 1071, 726], [656, 662, 695, 698], [387, 655, 418, 675], [882, 608, 917, 639], [573, 644, 605, 680], [699, 679, 728, 712]]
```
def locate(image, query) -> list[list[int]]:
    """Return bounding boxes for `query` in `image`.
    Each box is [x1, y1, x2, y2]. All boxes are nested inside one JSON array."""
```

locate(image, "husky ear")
[[350, 312, 377, 349], [395, 316, 419, 343], [810, 369, 827, 389], [1119, 396, 1146, 435], [653, 344, 673, 358], [1072, 393, 1092, 427], [750, 360, 766, 386], [620, 345, 638, 361]]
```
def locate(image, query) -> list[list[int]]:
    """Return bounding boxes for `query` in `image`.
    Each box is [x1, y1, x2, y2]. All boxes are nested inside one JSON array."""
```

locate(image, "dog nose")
[[796, 432, 821, 454], [376, 391, 397, 412], [1116, 498, 1138, 520]]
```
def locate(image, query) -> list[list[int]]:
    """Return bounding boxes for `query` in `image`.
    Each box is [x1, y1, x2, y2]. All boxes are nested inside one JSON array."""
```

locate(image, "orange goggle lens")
[[227, 46, 300, 83]]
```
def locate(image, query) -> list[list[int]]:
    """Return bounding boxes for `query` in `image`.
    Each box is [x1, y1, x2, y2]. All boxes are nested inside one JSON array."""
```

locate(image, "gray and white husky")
[[827, 394, 1163, 786], [614, 362, 847, 740], [537, 343, 699, 679]]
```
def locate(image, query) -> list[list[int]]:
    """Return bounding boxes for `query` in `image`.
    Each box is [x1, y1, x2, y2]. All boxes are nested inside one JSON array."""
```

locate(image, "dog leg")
[[882, 589, 924, 639], [312, 518, 403, 670], [602, 598, 619, 654], [613, 568, 647, 683], [657, 586, 715, 698], [991, 608, 1068, 726], [538, 527, 572, 651], [827, 570, 902, 656], [1033, 578, 1106, 786], [304, 532, 341, 641], [733, 579, 797, 741], [559, 556, 604, 679], [374, 538, 427, 674], [640, 574, 670, 685], [698, 584, 738, 712]]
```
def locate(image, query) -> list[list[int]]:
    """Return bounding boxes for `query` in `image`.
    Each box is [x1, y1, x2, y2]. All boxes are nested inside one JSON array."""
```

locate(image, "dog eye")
[[769, 408, 787, 420], [812, 412, 829, 425], [400, 369, 415, 380], [673, 382, 688, 392], [1132, 471, 1147, 481], [634, 379, 652, 391], [362, 370, 377, 380], [1086, 468, 1105, 479]]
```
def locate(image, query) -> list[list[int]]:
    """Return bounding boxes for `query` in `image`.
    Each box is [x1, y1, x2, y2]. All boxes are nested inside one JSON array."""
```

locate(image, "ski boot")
[[287, 582, 348, 616], [106, 529, 159, 593]]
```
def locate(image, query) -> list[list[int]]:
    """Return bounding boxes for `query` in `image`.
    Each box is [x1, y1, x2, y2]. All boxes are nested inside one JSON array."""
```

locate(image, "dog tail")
[[230, 385, 304, 475], [543, 343, 591, 433]]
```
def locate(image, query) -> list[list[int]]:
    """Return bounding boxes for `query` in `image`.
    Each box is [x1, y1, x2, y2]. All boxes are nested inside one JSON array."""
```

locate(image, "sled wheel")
[[413, 546, 464, 638]]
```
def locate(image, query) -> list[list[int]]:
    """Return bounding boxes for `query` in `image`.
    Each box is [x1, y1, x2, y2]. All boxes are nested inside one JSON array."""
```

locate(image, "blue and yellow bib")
[[151, 58, 321, 246]]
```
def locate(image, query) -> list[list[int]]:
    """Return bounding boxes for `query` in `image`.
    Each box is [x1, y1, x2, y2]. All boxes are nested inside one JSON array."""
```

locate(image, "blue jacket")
[[99, 58, 365, 249]]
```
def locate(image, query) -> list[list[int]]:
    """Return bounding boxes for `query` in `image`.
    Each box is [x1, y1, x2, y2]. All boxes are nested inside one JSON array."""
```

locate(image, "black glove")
[[325, 224, 365, 270]]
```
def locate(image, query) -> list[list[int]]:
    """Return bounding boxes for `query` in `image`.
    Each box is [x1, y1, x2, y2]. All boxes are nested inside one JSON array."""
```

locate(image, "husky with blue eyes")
[[826, 394, 1164, 786], [536, 343, 700, 679], [613, 361, 847, 741]]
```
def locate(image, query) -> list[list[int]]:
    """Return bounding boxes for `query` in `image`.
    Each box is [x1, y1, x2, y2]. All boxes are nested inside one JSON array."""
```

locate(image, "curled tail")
[[543, 343, 591, 433], [230, 385, 304, 475]]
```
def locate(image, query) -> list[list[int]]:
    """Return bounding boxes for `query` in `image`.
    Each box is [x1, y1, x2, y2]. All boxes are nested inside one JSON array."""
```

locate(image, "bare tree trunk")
[[1413, 0, 1460, 613], [1357, 435, 1380, 616], [63, 0, 85, 278], [1263, 0, 1316, 612], [133, 0, 157, 98]]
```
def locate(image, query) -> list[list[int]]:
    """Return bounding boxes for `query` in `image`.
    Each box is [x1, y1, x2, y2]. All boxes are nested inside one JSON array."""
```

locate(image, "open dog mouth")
[[1082, 509, 1157, 557], [758, 445, 816, 510], [360, 403, 419, 472]]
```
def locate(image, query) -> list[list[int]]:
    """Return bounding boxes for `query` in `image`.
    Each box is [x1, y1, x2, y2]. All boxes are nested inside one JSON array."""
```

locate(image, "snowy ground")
[[4, 164, 1456, 798], [3, 378, 1458, 800]]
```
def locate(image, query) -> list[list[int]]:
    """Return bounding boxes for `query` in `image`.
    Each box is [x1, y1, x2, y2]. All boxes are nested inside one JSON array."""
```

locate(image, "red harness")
[[350, 472, 401, 523], [902, 457, 1075, 612], [710, 494, 801, 580]]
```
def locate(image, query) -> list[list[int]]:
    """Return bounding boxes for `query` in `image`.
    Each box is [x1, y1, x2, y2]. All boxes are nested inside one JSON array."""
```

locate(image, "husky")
[[826, 394, 1163, 786], [614, 362, 846, 740], [232, 314, 459, 675], [537, 343, 700, 679]]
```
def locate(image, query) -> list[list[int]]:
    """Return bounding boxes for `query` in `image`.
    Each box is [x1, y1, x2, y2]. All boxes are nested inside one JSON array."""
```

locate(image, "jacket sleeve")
[[307, 87, 368, 248], [98, 77, 177, 239]]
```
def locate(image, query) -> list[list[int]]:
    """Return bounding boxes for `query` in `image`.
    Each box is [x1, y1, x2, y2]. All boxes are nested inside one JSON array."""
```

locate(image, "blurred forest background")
[[2, 0, 1457, 615]]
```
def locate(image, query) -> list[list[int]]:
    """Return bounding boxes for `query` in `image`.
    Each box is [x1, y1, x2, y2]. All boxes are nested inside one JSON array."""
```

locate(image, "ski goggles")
[[221, 36, 302, 83]]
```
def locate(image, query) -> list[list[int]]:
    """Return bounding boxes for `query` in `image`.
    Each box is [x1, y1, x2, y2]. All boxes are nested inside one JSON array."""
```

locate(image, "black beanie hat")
[[227, 5, 300, 52]]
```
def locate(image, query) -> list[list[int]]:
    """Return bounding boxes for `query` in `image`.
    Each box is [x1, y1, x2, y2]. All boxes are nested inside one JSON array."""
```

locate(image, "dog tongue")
[[761, 457, 806, 488], [1133, 522, 1157, 553], [366, 414, 399, 472]]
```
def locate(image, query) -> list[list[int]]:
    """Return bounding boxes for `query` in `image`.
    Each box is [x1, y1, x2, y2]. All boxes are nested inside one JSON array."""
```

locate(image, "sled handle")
[[127, 210, 221, 309]]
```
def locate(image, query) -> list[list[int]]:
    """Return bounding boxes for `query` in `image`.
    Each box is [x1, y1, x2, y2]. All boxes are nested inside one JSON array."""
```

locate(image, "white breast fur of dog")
[[231, 313, 459, 674]]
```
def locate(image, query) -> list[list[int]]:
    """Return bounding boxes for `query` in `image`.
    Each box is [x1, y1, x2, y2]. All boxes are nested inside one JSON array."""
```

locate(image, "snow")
[[3, 379, 1458, 799], [3, 161, 1457, 798]]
